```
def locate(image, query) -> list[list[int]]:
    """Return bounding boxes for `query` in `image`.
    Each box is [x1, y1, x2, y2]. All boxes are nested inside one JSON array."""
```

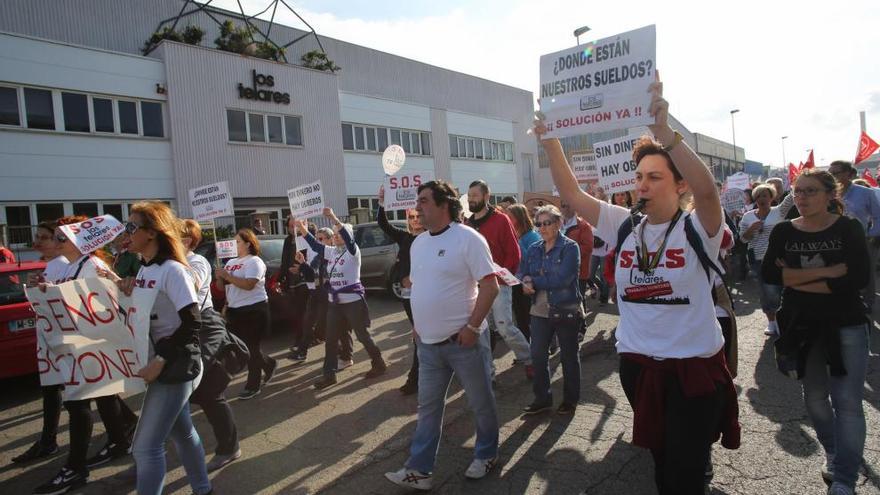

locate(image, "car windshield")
[[260, 239, 284, 266], [0, 269, 40, 305]]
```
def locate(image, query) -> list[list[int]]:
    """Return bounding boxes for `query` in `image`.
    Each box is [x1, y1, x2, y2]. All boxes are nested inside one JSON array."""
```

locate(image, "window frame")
[[0, 85, 22, 127], [227, 108, 304, 147], [341, 122, 432, 156]]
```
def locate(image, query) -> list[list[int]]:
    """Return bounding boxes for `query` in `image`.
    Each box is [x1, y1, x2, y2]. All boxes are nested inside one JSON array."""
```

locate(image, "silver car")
[[353, 221, 407, 296]]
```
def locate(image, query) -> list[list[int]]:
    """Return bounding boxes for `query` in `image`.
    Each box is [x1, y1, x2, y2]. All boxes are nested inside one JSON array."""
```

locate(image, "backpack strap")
[[613, 213, 643, 265], [682, 214, 725, 282]]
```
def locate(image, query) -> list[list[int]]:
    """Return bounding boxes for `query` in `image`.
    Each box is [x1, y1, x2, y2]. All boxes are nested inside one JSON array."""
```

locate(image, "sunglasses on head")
[[536, 220, 556, 228], [124, 222, 143, 235]]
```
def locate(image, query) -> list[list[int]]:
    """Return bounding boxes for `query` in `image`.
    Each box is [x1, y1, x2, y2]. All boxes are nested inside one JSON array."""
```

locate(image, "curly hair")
[[418, 180, 463, 222]]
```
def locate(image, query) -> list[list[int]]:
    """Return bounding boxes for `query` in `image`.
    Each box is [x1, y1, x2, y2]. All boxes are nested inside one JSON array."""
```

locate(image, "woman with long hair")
[[215, 228, 276, 400], [123, 202, 211, 495], [611, 191, 635, 208], [506, 203, 540, 341], [763, 169, 869, 495], [377, 185, 426, 395], [536, 74, 739, 494]]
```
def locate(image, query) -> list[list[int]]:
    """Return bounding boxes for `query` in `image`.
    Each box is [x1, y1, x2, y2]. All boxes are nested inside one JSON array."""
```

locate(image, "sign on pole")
[[595, 135, 642, 194], [382, 145, 406, 175], [58, 215, 125, 254], [538, 25, 656, 139], [571, 151, 598, 181], [27, 278, 157, 400], [215, 239, 237, 259], [189, 181, 233, 222], [287, 180, 325, 219], [725, 172, 750, 192], [384, 172, 433, 210]]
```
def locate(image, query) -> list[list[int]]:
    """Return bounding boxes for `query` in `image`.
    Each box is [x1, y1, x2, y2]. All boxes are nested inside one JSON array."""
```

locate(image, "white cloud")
[[217, 0, 880, 168]]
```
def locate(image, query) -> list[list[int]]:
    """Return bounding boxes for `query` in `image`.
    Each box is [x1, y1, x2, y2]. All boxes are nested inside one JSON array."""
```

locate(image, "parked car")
[[0, 261, 46, 379], [354, 220, 407, 296]]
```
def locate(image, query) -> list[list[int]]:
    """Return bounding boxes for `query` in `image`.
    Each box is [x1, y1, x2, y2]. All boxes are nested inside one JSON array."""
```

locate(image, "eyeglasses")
[[792, 187, 825, 197], [535, 220, 557, 228], [124, 222, 143, 235]]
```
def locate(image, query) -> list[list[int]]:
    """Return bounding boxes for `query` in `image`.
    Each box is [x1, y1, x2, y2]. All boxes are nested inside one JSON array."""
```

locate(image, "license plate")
[[8, 318, 36, 333]]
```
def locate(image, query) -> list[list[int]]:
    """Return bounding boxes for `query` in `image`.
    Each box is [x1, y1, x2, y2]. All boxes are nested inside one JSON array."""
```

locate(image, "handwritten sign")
[[27, 278, 156, 400], [725, 172, 750, 192], [492, 263, 521, 286], [215, 239, 237, 259], [382, 145, 406, 175], [539, 25, 656, 139], [287, 180, 325, 219], [58, 215, 124, 254], [189, 181, 233, 222], [384, 172, 433, 210], [571, 151, 598, 181], [595, 135, 641, 194]]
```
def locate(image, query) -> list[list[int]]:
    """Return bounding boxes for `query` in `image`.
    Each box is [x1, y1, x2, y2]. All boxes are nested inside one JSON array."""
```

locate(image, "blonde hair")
[[130, 201, 188, 266], [751, 184, 776, 202]]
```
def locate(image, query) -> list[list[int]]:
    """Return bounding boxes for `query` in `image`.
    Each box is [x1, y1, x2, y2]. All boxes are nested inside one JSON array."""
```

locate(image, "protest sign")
[[189, 181, 233, 222], [27, 278, 156, 400], [382, 145, 406, 175], [58, 215, 124, 254], [215, 239, 237, 259], [571, 151, 598, 181], [287, 180, 325, 219], [493, 263, 521, 286], [539, 25, 656, 139], [595, 135, 641, 194], [384, 172, 433, 210], [720, 189, 747, 215], [725, 172, 750, 192], [295, 235, 308, 252]]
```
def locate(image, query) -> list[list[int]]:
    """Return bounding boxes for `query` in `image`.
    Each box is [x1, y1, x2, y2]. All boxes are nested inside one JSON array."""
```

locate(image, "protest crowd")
[[3, 47, 879, 495]]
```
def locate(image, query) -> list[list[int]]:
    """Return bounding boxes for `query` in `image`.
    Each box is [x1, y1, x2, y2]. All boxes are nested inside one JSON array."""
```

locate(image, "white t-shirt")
[[56, 254, 111, 283], [223, 255, 268, 308], [135, 259, 198, 341], [590, 224, 610, 257], [43, 256, 69, 284], [596, 201, 725, 359], [319, 243, 362, 304], [738, 207, 783, 261], [410, 223, 496, 344], [305, 247, 319, 290], [187, 252, 213, 311]]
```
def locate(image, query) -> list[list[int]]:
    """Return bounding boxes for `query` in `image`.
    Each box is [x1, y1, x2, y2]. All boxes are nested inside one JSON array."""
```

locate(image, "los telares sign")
[[237, 70, 290, 105]]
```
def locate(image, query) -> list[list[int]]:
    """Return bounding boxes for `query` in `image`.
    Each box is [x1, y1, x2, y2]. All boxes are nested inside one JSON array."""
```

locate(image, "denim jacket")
[[517, 232, 582, 306]]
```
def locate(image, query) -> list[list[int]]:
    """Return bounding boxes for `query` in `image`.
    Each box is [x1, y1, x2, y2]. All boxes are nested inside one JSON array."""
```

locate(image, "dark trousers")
[[64, 395, 135, 472], [285, 284, 310, 346], [619, 357, 726, 495], [40, 385, 63, 446], [190, 363, 239, 456], [323, 298, 381, 377], [402, 299, 419, 385], [511, 284, 531, 341], [530, 316, 581, 405], [227, 301, 276, 391], [297, 288, 328, 354]]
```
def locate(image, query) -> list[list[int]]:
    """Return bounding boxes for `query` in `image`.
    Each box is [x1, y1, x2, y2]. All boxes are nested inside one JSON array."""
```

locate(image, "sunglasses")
[[54, 234, 69, 243], [536, 220, 556, 228], [124, 222, 143, 235]]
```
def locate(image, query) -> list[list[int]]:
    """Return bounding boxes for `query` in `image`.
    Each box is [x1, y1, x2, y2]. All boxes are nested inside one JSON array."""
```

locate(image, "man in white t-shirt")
[[385, 180, 500, 491]]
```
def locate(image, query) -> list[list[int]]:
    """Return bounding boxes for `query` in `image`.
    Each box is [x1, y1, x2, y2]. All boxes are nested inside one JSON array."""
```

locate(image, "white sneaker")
[[465, 455, 498, 479], [337, 359, 354, 370], [764, 321, 779, 336], [384, 467, 432, 491]]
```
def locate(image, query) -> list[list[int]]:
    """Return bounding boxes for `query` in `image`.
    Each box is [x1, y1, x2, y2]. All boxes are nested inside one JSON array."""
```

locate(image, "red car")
[[0, 261, 46, 379]]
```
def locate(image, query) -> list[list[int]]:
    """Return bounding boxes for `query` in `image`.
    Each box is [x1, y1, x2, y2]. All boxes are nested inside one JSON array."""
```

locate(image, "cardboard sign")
[[384, 172, 433, 210], [382, 145, 406, 175], [539, 25, 656, 139], [725, 172, 751, 192], [215, 239, 237, 259], [720, 189, 747, 215], [595, 135, 641, 194], [189, 181, 233, 222], [571, 151, 598, 181], [58, 215, 124, 254], [287, 180, 325, 219], [492, 263, 521, 286], [295, 235, 308, 252], [27, 278, 156, 400]]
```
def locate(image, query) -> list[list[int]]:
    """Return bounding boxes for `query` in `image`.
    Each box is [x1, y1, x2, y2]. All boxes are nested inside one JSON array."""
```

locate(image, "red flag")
[[803, 150, 815, 169], [862, 169, 878, 187], [855, 131, 879, 165], [797, 161, 804, 172], [788, 163, 799, 185]]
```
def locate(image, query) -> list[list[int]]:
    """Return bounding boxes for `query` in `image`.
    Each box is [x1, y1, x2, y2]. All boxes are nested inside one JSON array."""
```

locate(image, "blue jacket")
[[517, 232, 582, 306]]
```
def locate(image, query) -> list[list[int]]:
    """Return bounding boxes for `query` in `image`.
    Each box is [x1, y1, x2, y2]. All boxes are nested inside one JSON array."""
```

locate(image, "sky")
[[213, 0, 879, 170]]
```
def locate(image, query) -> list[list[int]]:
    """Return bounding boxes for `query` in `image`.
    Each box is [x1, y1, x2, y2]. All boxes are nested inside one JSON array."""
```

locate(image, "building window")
[[24, 88, 55, 130], [36, 203, 64, 223], [73, 203, 99, 218], [93, 97, 114, 133], [4, 206, 32, 245], [377, 127, 388, 151], [390, 129, 401, 146], [0, 86, 20, 126], [341, 123, 354, 150], [341, 122, 431, 156], [449, 135, 458, 157], [421, 133, 431, 156], [227, 110, 247, 142], [102, 203, 123, 220], [62, 92, 90, 132], [141, 101, 163, 137], [118, 100, 138, 134], [354, 125, 366, 150], [449, 134, 514, 162], [366, 127, 376, 151], [284, 116, 302, 146], [267, 115, 283, 143], [248, 113, 265, 142]]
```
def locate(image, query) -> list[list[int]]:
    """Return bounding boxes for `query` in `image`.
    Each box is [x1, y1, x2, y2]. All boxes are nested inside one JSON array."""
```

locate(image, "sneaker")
[[237, 388, 260, 400], [337, 359, 354, 371], [556, 402, 577, 415], [12, 441, 59, 464], [399, 381, 418, 396], [206, 448, 242, 472], [522, 402, 552, 415], [525, 365, 535, 380], [314, 375, 337, 390], [827, 483, 854, 495], [86, 441, 129, 468], [465, 456, 498, 479], [384, 467, 432, 491], [263, 359, 278, 385], [364, 359, 387, 379], [33, 466, 88, 495], [765, 320, 780, 336], [548, 345, 558, 356], [291, 351, 307, 362]]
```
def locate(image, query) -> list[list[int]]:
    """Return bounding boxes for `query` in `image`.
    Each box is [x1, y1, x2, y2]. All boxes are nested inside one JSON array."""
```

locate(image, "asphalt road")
[[1, 280, 878, 494]]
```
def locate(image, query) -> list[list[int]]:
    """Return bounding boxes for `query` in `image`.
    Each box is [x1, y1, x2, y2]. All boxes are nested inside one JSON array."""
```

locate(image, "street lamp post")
[[574, 26, 590, 45], [781, 136, 788, 168], [730, 109, 740, 178]]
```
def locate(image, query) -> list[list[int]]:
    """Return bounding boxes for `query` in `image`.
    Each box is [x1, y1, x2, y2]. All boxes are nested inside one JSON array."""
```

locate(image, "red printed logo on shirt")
[[226, 264, 243, 272], [135, 279, 157, 289], [618, 249, 686, 269]]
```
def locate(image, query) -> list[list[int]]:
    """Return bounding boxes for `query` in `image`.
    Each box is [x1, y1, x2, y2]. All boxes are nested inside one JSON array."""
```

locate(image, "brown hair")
[[56, 215, 114, 264], [505, 204, 534, 236], [180, 219, 203, 249], [797, 169, 845, 215], [129, 201, 188, 266], [236, 228, 261, 256], [632, 136, 683, 182]]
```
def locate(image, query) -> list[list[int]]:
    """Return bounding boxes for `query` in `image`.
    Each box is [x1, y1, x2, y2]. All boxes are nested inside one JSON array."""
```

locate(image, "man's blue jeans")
[[405, 332, 499, 474], [802, 323, 869, 491], [530, 315, 581, 406]]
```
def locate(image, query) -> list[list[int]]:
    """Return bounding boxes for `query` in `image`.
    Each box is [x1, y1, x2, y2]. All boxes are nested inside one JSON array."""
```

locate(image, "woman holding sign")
[[535, 74, 739, 494], [122, 202, 212, 495]]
